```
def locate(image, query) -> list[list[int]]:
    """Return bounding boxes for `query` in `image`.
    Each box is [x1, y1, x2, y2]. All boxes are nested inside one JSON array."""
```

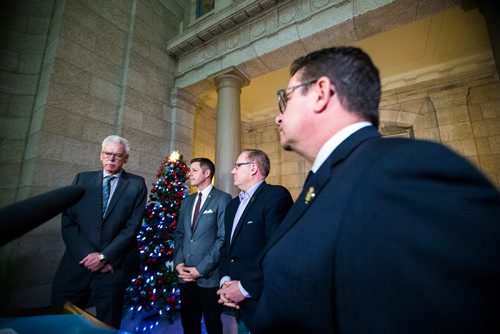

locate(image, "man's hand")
[[176, 264, 200, 282], [176, 263, 186, 275], [100, 263, 114, 273], [217, 280, 245, 309], [79, 252, 104, 272]]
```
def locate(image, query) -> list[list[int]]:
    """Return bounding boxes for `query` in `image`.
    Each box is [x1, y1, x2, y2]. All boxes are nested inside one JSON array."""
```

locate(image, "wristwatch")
[[98, 253, 107, 264]]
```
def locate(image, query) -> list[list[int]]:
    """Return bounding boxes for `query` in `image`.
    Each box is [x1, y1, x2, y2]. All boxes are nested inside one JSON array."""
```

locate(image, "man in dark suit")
[[253, 47, 500, 333], [217, 149, 293, 333], [51, 135, 147, 329], [174, 158, 231, 334]]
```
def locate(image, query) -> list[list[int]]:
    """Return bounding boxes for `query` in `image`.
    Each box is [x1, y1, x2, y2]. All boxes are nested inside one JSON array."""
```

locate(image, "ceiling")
[[202, 6, 492, 122]]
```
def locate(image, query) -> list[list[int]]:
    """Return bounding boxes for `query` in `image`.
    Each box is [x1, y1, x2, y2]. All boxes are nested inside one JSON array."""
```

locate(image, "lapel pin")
[[305, 186, 316, 204]]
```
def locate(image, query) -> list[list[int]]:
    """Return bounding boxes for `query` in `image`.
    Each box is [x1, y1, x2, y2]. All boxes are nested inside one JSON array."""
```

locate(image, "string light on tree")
[[125, 151, 189, 324]]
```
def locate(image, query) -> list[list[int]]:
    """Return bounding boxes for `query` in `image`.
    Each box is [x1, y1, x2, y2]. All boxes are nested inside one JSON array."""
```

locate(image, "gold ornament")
[[305, 186, 316, 204]]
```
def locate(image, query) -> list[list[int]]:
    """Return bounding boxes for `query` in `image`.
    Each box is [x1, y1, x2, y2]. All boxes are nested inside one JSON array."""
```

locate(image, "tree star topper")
[[169, 151, 181, 162]]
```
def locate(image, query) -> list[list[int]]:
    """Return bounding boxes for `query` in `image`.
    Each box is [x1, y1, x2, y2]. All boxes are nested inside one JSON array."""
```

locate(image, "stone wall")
[[0, 0, 62, 311], [241, 118, 311, 199], [0, 0, 54, 207], [380, 63, 500, 186], [0, 0, 183, 311], [192, 100, 217, 164]]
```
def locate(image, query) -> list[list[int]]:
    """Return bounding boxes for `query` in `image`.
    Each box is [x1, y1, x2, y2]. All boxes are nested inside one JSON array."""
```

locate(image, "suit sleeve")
[[196, 192, 231, 277], [61, 173, 95, 261], [102, 178, 147, 265], [241, 186, 293, 298]]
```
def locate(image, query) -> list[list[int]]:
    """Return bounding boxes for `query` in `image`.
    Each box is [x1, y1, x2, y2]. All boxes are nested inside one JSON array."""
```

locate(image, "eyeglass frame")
[[233, 161, 254, 169], [277, 79, 318, 114], [101, 151, 127, 160]]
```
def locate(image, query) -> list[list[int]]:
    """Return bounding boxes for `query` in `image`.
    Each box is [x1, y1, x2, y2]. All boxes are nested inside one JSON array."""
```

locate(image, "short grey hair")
[[101, 135, 130, 154]]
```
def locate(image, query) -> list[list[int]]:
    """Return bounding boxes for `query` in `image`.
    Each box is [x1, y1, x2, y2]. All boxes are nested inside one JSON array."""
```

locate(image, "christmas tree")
[[125, 151, 189, 321]]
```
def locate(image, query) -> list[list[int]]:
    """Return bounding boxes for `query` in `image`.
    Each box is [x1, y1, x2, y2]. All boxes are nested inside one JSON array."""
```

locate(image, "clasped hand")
[[79, 252, 114, 273], [176, 263, 200, 282], [216, 281, 245, 309]]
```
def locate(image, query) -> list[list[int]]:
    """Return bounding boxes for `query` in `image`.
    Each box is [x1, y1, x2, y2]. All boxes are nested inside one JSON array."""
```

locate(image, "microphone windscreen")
[[0, 185, 85, 246]]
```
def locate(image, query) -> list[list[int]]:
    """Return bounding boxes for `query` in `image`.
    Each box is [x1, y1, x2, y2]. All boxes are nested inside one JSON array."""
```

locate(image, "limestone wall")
[[380, 63, 500, 186], [0, 0, 183, 311]]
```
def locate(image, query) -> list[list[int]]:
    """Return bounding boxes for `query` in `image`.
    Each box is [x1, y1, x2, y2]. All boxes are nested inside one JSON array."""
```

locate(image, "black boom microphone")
[[0, 185, 85, 246]]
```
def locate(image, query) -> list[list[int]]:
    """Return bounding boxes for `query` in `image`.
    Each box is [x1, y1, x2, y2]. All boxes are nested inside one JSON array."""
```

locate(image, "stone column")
[[213, 68, 249, 196], [169, 88, 198, 160]]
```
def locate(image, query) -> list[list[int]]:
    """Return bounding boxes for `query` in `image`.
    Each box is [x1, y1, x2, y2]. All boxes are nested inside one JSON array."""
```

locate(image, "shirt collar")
[[199, 184, 213, 198], [311, 122, 372, 172], [103, 170, 122, 179], [239, 180, 263, 202]]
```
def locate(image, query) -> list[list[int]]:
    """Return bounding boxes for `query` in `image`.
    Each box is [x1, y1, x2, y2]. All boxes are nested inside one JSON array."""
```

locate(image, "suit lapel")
[[192, 188, 216, 233], [230, 182, 266, 245], [183, 194, 196, 235], [262, 126, 380, 256]]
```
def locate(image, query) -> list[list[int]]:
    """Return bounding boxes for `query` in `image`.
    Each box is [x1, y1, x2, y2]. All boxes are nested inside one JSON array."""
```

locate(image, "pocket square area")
[[203, 209, 214, 214], [246, 221, 254, 224]]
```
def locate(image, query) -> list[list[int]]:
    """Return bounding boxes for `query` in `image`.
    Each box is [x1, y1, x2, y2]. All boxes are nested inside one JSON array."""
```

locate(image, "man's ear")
[[250, 163, 259, 176], [203, 168, 211, 179], [313, 76, 334, 113]]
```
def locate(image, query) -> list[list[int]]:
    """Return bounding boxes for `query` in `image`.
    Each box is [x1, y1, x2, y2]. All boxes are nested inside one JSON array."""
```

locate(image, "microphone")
[[0, 185, 85, 246]]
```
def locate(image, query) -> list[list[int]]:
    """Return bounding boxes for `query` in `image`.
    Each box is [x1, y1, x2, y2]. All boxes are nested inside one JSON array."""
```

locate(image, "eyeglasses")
[[234, 161, 254, 169], [102, 151, 126, 160], [277, 80, 317, 114]]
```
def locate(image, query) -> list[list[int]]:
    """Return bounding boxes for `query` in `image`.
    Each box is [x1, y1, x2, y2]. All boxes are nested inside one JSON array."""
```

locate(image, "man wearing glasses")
[[217, 149, 293, 333], [51, 135, 147, 329], [252, 47, 500, 333]]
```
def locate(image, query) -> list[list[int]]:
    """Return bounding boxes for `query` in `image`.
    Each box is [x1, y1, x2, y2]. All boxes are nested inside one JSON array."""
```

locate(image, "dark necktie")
[[192, 192, 202, 231], [102, 175, 114, 215]]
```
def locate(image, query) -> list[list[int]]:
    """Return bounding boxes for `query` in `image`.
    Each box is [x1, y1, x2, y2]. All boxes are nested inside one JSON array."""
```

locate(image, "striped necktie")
[[102, 175, 114, 215]]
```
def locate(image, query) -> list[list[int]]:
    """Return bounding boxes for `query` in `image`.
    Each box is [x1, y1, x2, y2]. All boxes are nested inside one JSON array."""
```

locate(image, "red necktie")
[[192, 192, 202, 231]]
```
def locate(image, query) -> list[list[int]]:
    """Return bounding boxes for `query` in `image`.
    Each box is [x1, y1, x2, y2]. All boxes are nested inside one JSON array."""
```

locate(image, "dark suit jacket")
[[54, 170, 147, 290], [219, 181, 293, 330], [174, 186, 231, 288], [253, 126, 500, 334]]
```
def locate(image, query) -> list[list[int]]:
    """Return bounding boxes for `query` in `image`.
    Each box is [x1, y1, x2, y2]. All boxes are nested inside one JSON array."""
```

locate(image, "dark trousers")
[[179, 282, 222, 334], [51, 274, 126, 329]]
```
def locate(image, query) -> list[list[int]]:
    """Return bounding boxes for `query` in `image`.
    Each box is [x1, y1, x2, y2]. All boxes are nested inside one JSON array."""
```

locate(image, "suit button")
[[230, 258, 235, 263]]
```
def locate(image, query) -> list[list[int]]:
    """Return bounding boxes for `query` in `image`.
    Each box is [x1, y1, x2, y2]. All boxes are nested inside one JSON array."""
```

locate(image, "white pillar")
[[213, 68, 249, 196]]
